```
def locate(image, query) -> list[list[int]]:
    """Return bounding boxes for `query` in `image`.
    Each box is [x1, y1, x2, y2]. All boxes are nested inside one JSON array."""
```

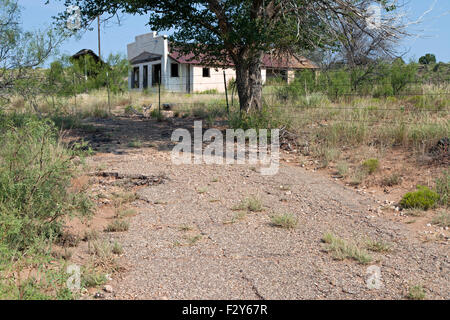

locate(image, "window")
[[171, 63, 179, 77], [202, 67, 210, 78]]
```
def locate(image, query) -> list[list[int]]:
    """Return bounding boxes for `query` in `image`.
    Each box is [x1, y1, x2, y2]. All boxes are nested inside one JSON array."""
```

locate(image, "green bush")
[[362, 158, 379, 174], [400, 185, 440, 210], [0, 116, 92, 253]]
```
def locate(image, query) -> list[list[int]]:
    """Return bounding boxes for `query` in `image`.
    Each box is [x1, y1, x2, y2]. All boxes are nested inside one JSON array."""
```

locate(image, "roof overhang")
[[130, 52, 162, 65]]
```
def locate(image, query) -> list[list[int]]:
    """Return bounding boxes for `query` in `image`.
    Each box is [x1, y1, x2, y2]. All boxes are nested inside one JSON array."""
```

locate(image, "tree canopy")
[[419, 53, 437, 65], [52, 0, 406, 111]]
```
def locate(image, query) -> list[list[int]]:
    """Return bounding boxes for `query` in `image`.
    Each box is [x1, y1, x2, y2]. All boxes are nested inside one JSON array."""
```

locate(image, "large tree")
[[53, 0, 405, 112]]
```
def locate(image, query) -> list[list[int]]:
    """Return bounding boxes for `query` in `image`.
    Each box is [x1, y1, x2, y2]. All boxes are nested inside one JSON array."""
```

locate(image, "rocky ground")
[[68, 116, 448, 300]]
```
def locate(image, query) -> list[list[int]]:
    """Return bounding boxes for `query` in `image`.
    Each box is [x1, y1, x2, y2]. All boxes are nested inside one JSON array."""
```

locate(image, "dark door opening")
[[143, 65, 148, 89], [132, 67, 139, 89], [186, 65, 191, 93], [152, 64, 161, 86]]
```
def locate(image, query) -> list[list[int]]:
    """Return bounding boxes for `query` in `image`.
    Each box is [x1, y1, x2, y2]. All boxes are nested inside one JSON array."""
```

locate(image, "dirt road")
[[78, 117, 449, 299]]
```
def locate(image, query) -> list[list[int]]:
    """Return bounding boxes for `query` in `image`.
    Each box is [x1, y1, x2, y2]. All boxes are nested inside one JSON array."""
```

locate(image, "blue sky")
[[17, 0, 450, 64]]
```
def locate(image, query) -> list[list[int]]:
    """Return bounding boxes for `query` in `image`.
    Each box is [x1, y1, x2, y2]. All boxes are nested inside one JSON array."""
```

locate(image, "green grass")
[[127, 140, 143, 148], [322, 232, 373, 264], [186, 235, 202, 245], [270, 214, 298, 229], [81, 268, 108, 288], [112, 241, 123, 255], [407, 284, 426, 300], [336, 161, 349, 177], [197, 187, 208, 194]]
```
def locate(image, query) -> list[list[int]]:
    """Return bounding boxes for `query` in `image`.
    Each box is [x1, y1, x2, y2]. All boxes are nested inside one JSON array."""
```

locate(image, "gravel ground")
[[82, 117, 449, 300]]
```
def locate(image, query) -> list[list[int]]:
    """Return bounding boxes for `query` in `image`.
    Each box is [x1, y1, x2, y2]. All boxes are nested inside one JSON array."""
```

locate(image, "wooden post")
[[158, 68, 161, 113], [106, 71, 111, 114], [223, 70, 229, 114], [97, 16, 101, 58], [73, 72, 77, 114]]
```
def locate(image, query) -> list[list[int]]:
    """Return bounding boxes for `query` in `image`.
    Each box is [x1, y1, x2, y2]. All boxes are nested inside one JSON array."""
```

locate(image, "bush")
[[400, 185, 440, 210], [0, 116, 92, 253], [362, 159, 379, 174]]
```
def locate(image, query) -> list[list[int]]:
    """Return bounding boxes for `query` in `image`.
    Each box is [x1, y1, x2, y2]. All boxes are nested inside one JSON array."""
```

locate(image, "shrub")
[[0, 117, 92, 253], [362, 158, 379, 174], [400, 186, 440, 210]]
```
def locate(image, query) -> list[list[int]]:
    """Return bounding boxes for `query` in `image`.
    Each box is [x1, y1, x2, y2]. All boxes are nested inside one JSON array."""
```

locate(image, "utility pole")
[[97, 16, 101, 59]]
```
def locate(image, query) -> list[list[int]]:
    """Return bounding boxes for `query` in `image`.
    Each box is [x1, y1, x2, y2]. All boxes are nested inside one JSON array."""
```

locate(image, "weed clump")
[[271, 214, 298, 229], [435, 170, 449, 207], [322, 232, 373, 264], [407, 285, 426, 300], [362, 158, 379, 174]]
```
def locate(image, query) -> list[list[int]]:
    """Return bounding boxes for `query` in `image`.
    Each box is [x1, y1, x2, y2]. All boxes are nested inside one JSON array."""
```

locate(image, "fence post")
[[223, 70, 229, 114], [106, 71, 111, 115], [158, 68, 161, 114], [73, 72, 77, 114]]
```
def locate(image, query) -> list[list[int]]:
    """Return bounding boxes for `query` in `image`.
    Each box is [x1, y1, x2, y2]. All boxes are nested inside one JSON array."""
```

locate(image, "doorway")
[[152, 64, 161, 86], [143, 65, 148, 89]]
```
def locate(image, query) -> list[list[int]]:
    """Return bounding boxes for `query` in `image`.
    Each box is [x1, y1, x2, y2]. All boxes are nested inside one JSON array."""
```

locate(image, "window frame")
[[202, 67, 211, 78]]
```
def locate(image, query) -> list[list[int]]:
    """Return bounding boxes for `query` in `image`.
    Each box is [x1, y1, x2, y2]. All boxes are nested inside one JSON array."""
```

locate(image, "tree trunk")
[[234, 53, 264, 113]]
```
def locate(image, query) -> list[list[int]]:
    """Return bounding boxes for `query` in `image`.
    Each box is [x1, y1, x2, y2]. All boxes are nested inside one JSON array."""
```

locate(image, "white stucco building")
[[127, 32, 318, 93]]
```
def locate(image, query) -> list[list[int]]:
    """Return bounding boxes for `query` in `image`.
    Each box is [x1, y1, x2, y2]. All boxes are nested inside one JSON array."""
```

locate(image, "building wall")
[[127, 32, 168, 91], [190, 66, 267, 93], [128, 32, 267, 93]]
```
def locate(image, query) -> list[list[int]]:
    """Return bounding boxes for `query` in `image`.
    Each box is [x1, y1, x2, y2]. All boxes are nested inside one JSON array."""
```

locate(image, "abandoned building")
[[127, 32, 318, 93]]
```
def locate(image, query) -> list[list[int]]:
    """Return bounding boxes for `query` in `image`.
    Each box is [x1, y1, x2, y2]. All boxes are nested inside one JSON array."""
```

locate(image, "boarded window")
[[202, 68, 210, 77], [171, 63, 179, 77]]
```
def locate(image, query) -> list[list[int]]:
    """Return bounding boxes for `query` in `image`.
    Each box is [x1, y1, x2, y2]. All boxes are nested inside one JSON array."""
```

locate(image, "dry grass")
[[104, 220, 129, 232], [270, 213, 298, 229], [322, 232, 373, 264], [232, 197, 263, 212]]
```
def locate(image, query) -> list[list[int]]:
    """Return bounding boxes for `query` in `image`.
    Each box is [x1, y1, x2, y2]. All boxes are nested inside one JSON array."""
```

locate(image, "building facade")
[[127, 32, 318, 93]]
